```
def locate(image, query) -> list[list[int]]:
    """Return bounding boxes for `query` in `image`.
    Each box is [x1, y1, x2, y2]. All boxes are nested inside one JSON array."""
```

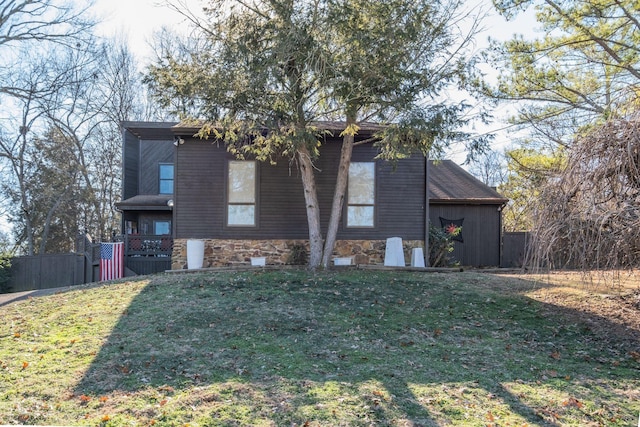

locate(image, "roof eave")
[[115, 205, 173, 211], [171, 120, 385, 138], [429, 198, 509, 205]]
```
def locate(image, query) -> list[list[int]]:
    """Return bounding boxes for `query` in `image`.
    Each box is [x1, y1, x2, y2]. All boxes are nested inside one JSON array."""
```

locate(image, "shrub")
[[287, 243, 308, 265], [0, 253, 12, 293], [429, 225, 457, 267]]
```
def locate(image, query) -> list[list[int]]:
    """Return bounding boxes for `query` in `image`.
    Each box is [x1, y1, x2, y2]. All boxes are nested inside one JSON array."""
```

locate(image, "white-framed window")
[[347, 162, 375, 227], [159, 163, 174, 194], [227, 160, 256, 226]]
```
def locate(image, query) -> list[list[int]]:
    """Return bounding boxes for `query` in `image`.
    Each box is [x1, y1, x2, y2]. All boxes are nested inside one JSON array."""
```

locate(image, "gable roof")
[[428, 160, 507, 205]]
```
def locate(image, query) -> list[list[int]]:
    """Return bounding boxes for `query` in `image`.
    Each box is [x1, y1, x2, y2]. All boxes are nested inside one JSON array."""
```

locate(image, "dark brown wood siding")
[[123, 129, 140, 200], [429, 204, 502, 266], [174, 140, 224, 238], [139, 140, 174, 195], [174, 138, 427, 240]]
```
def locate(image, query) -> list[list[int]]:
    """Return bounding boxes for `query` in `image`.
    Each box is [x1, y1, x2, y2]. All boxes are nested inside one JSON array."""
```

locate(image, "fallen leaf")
[[549, 351, 561, 360], [21, 361, 28, 370], [102, 414, 110, 422], [13, 332, 20, 338], [563, 397, 583, 409], [79, 394, 91, 403], [486, 411, 495, 422], [159, 399, 167, 406], [99, 396, 109, 403]]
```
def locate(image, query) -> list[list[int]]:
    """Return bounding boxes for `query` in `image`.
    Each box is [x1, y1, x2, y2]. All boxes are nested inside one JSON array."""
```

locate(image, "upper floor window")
[[227, 160, 256, 226], [347, 162, 375, 227], [159, 163, 174, 194]]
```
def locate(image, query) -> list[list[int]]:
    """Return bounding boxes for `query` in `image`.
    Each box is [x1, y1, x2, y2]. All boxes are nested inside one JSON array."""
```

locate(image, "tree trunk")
[[321, 116, 355, 268], [297, 146, 324, 269]]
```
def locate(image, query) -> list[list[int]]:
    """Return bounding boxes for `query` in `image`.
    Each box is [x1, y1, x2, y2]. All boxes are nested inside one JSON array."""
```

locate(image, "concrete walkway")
[[0, 286, 74, 307]]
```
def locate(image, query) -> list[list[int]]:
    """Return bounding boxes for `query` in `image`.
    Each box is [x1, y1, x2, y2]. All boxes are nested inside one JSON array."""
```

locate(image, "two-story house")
[[117, 121, 507, 272]]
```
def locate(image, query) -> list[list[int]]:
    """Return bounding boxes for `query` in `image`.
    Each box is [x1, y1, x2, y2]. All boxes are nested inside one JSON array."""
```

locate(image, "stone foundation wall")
[[171, 239, 425, 269]]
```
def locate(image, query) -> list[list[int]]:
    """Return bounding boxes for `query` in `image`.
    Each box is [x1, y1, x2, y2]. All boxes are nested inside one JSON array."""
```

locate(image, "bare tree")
[[0, 1, 149, 251], [468, 149, 507, 188], [528, 112, 640, 271], [0, 59, 50, 255], [39, 40, 144, 240], [1, 38, 144, 253], [0, 0, 95, 49]]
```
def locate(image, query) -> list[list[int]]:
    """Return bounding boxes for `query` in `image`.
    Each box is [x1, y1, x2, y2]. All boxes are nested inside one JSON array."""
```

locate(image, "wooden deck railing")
[[121, 235, 173, 275]]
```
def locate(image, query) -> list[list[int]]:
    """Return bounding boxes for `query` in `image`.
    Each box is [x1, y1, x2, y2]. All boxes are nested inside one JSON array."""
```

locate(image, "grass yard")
[[0, 269, 638, 426]]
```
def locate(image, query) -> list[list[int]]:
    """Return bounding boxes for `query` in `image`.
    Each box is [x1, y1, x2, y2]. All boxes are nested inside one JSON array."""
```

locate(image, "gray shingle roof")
[[429, 160, 507, 205], [115, 195, 173, 211]]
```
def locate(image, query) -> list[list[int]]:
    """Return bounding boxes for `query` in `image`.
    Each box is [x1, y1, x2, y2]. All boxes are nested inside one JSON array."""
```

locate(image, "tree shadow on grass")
[[74, 271, 640, 425]]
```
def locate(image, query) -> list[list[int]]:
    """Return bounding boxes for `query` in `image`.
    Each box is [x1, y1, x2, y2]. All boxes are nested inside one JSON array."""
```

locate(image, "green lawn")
[[0, 269, 638, 426]]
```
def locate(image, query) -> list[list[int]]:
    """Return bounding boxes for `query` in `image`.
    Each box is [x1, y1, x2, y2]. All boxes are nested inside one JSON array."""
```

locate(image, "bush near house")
[[429, 225, 458, 267]]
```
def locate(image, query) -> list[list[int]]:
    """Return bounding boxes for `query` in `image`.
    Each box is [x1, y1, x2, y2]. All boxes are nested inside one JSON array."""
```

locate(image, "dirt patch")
[[497, 271, 640, 352]]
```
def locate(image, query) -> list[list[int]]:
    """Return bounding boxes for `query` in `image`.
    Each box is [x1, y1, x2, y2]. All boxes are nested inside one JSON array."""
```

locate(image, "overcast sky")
[[92, 0, 205, 63]]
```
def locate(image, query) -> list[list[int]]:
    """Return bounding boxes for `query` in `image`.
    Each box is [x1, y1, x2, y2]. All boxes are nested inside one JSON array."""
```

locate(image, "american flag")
[[100, 242, 124, 281]]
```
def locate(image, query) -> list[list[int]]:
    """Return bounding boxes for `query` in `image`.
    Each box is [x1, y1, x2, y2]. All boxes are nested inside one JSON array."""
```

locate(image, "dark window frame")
[[159, 163, 174, 195], [346, 161, 376, 228], [225, 160, 259, 228], [153, 220, 172, 235]]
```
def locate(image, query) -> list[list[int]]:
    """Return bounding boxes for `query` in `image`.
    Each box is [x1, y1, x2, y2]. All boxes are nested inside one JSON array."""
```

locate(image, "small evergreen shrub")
[[0, 253, 12, 293], [287, 243, 308, 265]]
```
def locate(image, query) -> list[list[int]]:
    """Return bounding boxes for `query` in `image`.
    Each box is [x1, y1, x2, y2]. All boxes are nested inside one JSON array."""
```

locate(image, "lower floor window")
[[347, 162, 375, 227], [154, 220, 171, 235], [227, 160, 257, 226]]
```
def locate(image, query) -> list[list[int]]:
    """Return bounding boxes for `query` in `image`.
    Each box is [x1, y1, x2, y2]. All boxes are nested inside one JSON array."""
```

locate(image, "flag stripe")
[[100, 242, 124, 281]]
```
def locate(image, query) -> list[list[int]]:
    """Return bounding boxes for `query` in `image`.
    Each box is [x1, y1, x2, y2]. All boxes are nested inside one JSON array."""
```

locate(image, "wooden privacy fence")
[[501, 232, 530, 268], [4, 234, 173, 294], [8, 253, 86, 293]]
